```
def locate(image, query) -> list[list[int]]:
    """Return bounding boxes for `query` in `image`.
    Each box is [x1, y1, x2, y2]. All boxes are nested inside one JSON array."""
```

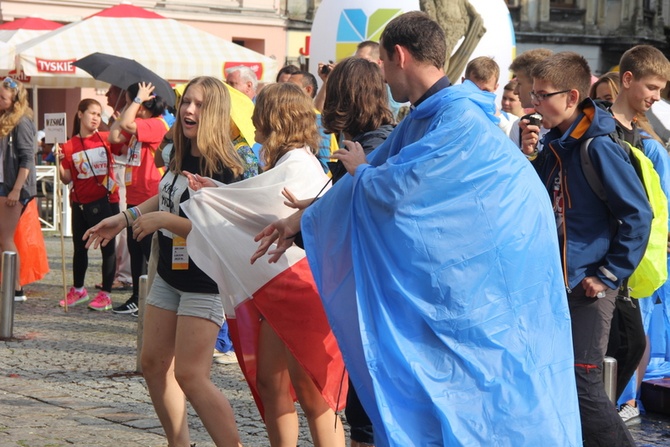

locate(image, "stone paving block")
[[0, 235, 667, 446]]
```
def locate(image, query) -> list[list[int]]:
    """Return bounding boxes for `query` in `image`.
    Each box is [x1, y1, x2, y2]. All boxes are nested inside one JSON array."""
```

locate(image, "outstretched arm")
[[84, 195, 159, 248]]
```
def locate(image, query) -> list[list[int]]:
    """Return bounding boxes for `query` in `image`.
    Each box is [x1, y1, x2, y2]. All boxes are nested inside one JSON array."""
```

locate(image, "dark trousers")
[[126, 203, 153, 299], [606, 293, 646, 401], [71, 200, 119, 292], [569, 286, 636, 447], [345, 378, 375, 445]]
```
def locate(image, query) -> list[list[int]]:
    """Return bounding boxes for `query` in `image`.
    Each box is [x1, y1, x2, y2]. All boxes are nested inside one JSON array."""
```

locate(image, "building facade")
[[0, 0, 292, 129], [0, 0, 288, 62], [507, 0, 670, 73]]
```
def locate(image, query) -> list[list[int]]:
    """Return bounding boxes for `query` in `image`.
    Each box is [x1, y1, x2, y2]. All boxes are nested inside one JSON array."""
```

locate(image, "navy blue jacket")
[[533, 98, 652, 290]]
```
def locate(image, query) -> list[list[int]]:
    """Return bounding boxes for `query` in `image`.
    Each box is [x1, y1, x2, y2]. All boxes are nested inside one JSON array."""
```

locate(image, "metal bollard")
[[603, 356, 618, 404], [135, 274, 148, 373], [0, 251, 17, 339]]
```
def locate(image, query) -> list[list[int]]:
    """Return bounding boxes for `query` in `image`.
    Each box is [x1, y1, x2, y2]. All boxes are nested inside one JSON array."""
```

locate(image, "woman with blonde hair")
[[590, 71, 621, 103], [0, 77, 36, 302], [84, 76, 258, 447], [185, 82, 347, 447]]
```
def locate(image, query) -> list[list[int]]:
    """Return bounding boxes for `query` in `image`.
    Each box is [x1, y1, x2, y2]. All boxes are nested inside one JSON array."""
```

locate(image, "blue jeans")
[[216, 321, 234, 353]]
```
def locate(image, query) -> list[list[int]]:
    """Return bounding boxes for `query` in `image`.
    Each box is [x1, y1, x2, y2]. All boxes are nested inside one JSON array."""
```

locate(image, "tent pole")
[[32, 85, 38, 127]]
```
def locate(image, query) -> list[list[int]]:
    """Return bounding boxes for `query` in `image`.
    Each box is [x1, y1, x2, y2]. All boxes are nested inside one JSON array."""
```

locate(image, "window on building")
[[550, 0, 577, 7]]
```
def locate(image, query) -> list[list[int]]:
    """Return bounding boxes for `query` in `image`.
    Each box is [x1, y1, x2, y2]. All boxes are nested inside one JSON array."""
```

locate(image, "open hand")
[[282, 188, 314, 210], [250, 210, 303, 264], [84, 214, 126, 248]]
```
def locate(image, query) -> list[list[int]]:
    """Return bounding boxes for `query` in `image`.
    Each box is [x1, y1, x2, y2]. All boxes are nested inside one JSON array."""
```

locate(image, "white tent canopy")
[[0, 17, 63, 75], [0, 40, 13, 73], [13, 4, 278, 87]]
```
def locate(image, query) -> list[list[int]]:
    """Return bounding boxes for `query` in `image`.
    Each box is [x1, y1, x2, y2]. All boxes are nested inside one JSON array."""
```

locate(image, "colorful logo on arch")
[[335, 9, 403, 61]]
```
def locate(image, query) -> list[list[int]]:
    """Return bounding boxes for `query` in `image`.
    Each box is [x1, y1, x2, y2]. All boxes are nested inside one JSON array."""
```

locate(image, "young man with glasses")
[[521, 52, 650, 447]]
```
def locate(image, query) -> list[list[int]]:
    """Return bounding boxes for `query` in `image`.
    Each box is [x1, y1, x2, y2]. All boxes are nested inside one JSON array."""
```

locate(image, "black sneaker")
[[112, 296, 138, 314]]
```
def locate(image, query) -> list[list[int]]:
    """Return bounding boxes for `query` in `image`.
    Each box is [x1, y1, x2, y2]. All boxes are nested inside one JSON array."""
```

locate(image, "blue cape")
[[302, 81, 582, 446]]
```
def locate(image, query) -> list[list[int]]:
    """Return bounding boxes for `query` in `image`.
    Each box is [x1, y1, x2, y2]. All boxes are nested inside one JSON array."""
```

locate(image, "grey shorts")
[[146, 274, 225, 327]]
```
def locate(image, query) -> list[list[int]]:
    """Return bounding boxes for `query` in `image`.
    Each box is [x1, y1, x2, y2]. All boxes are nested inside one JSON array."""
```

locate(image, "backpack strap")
[[580, 137, 608, 203]]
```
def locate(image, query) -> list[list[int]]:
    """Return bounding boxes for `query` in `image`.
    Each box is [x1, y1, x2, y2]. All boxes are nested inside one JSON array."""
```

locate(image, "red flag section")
[[228, 257, 347, 417]]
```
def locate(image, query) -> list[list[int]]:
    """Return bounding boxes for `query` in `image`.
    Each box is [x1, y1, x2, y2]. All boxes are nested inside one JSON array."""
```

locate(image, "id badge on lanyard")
[[125, 139, 142, 186], [171, 235, 189, 270], [127, 138, 142, 167]]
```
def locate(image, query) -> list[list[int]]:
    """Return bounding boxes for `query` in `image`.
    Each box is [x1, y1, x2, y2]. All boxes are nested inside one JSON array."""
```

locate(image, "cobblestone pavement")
[[1, 235, 669, 446]]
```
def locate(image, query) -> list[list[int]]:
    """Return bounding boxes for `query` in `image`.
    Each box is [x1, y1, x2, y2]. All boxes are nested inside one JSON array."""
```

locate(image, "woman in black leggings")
[[57, 98, 119, 310]]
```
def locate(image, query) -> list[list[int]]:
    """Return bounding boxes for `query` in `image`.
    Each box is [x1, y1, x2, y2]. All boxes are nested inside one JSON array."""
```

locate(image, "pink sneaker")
[[88, 291, 112, 311], [59, 287, 89, 307]]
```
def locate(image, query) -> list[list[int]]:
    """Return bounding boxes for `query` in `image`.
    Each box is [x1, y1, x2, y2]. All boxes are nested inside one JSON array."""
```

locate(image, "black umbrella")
[[73, 52, 176, 106]]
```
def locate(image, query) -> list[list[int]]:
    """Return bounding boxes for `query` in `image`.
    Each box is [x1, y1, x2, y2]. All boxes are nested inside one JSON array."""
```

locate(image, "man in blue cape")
[[252, 12, 581, 447]]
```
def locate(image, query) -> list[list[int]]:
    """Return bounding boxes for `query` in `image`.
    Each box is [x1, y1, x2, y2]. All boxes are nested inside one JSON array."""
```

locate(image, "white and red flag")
[[182, 148, 346, 415]]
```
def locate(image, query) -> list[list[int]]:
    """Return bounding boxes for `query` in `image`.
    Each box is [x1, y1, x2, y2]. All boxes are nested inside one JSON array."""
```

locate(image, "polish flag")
[[182, 148, 347, 415]]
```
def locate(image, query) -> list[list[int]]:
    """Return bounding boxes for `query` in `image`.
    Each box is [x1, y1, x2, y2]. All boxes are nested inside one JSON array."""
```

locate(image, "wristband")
[[122, 211, 130, 227], [526, 147, 539, 161], [127, 207, 140, 221]]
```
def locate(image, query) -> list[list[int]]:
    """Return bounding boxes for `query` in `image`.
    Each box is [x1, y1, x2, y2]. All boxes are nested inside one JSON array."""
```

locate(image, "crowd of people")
[[6, 9, 670, 447]]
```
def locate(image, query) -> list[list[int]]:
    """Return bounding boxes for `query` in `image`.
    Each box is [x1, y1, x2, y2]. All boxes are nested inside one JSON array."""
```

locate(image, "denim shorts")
[[0, 183, 30, 206], [146, 273, 225, 327]]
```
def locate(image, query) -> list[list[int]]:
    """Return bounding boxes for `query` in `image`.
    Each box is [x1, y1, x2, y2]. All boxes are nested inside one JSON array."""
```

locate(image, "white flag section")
[[182, 148, 347, 415], [184, 148, 327, 314]]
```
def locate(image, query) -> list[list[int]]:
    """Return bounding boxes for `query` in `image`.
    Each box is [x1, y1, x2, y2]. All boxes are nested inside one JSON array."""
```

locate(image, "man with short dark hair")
[[275, 64, 300, 83], [355, 40, 380, 61], [254, 11, 582, 447], [288, 70, 318, 99]]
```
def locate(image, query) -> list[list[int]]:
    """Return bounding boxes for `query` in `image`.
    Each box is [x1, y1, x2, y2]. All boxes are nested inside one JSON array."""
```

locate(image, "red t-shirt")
[[123, 117, 168, 205], [61, 131, 119, 204]]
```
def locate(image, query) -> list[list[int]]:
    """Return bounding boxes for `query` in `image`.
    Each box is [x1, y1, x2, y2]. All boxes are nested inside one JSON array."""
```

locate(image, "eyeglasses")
[[530, 89, 570, 103], [2, 77, 17, 89]]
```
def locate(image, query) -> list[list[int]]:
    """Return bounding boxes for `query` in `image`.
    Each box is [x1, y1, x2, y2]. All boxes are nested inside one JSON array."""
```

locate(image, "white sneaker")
[[618, 403, 640, 423], [14, 289, 26, 302], [213, 349, 238, 364]]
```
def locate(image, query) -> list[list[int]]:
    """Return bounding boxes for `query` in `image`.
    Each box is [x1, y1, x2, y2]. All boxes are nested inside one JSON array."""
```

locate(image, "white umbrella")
[[14, 4, 278, 87]]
